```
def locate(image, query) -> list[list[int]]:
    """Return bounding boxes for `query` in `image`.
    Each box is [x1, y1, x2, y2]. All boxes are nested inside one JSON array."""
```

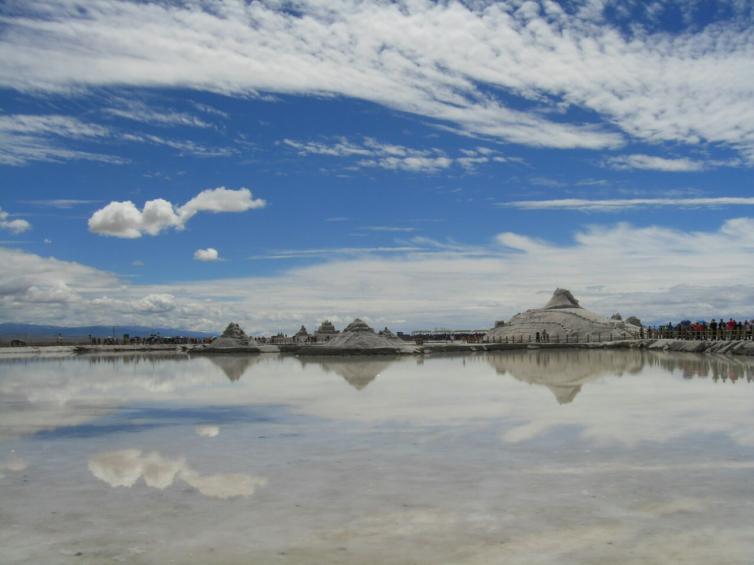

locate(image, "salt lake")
[[1, 350, 753, 564]]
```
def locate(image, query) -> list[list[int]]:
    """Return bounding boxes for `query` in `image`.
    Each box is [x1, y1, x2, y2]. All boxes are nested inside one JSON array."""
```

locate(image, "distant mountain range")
[[0, 323, 215, 338]]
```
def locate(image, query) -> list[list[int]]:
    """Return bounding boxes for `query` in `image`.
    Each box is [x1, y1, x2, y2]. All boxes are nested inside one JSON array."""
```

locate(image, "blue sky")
[[1, 0, 754, 333]]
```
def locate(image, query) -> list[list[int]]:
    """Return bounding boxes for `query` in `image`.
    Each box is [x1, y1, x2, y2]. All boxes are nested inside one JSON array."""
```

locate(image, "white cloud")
[[500, 197, 754, 211], [132, 293, 176, 314], [606, 154, 726, 172], [88, 187, 266, 238], [5, 218, 754, 331], [0, 207, 31, 234], [0, 114, 122, 166], [194, 247, 220, 261], [103, 99, 213, 128], [284, 137, 513, 172], [4, 1, 754, 158], [363, 226, 418, 233], [0, 1, 631, 151], [121, 133, 235, 157], [23, 199, 101, 209]]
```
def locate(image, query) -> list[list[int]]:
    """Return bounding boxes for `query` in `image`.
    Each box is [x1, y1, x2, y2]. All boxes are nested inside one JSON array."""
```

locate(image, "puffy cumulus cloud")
[[0, 207, 31, 234], [88, 187, 266, 238], [6, 218, 754, 331], [194, 247, 220, 262], [180, 187, 265, 216], [88, 449, 266, 499], [88, 199, 178, 238]]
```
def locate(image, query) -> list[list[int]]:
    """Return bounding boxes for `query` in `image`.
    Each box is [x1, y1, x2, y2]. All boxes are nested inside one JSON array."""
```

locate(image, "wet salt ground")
[[1, 351, 754, 564]]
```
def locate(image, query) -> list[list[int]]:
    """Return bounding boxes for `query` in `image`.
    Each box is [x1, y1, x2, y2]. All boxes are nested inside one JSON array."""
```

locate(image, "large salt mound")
[[487, 289, 640, 342]]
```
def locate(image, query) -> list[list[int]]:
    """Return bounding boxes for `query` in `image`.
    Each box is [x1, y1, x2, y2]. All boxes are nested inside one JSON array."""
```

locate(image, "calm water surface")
[[1, 350, 754, 564]]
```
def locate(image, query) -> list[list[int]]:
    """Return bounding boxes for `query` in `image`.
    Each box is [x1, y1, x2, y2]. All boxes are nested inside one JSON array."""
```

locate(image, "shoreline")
[[3, 338, 754, 359]]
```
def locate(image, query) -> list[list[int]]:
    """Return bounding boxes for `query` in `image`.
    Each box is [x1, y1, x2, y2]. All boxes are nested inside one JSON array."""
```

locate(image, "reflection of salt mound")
[[322, 358, 394, 389], [207, 355, 261, 381], [487, 288, 641, 342], [487, 349, 645, 404]]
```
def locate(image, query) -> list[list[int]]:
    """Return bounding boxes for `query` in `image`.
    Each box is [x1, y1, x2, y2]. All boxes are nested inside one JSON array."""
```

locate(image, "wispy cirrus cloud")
[[499, 197, 754, 211], [0, 114, 124, 166], [22, 199, 102, 209], [283, 137, 512, 173], [121, 133, 235, 157], [3, 1, 754, 159], [605, 154, 739, 172], [103, 99, 214, 128]]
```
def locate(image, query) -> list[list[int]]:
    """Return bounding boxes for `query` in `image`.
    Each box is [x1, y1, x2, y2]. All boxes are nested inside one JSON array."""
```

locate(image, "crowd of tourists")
[[644, 318, 754, 340]]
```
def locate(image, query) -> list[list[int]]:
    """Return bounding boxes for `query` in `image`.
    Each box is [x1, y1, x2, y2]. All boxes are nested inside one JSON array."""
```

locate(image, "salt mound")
[[315, 320, 338, 340], [305, 318, 414, 353], [294, 325, 309, 342], [222, 322, 247, 339], [342, 318, 373, 333], [203, 322, 258, 351], [487, 289, 640, 342]]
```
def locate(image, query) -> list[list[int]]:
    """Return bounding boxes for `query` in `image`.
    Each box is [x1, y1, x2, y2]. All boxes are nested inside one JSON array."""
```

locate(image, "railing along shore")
[[482, 328, 754, 345]]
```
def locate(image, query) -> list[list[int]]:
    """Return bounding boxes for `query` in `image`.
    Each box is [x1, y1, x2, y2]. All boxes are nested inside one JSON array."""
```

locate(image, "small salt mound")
[[222, 322, 248, 339], [205, 322, 257, 350], [314, 320, 338, 340], [487, 289, 641, 342], [314, 319, 412, 351]]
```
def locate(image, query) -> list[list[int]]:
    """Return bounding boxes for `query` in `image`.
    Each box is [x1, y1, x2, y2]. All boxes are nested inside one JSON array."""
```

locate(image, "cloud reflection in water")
[[88, 449, 266, 499]]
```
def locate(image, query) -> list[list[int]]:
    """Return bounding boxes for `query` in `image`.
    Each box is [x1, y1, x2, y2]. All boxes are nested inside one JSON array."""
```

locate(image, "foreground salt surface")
[[1, 352, 754, 564]]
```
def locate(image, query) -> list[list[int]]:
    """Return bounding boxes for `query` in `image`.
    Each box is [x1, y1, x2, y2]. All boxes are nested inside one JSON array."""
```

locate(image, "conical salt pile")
[[200, 322, 258, 352]]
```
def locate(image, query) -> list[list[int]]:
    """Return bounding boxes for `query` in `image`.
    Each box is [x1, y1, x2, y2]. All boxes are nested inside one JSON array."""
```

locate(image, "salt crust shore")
[[4, 338, 754, 358]]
